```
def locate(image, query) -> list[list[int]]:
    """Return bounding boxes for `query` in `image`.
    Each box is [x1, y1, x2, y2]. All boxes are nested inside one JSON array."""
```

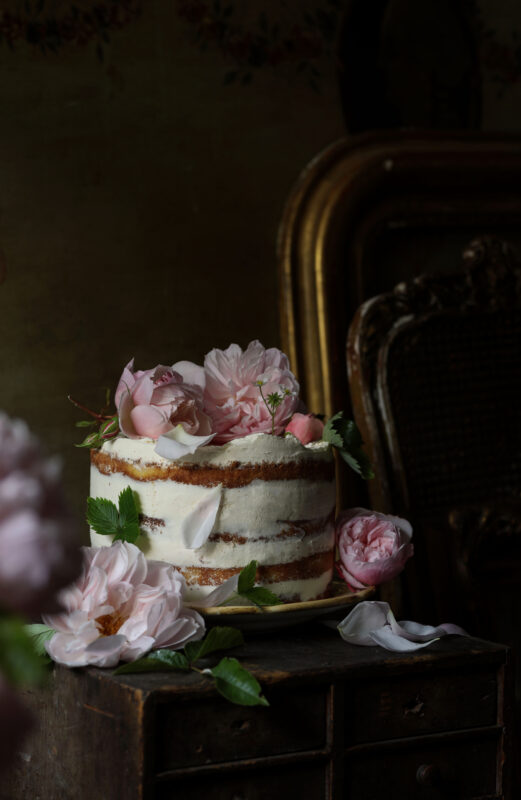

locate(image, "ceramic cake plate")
[[187, 581, 375, 632]]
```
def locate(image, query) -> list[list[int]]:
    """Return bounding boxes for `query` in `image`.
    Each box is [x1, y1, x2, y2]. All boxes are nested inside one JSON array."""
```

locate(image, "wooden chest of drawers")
[[2, 628, 512, 799]]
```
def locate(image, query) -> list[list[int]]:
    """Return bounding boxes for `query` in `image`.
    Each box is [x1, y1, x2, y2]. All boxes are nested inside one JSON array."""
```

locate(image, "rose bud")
[[285, 413, 324, 445]]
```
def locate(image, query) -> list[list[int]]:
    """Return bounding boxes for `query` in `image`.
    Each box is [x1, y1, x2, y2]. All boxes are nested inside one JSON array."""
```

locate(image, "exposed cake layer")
[[90, 432, 336, 602], [186, 572, 334, 604]]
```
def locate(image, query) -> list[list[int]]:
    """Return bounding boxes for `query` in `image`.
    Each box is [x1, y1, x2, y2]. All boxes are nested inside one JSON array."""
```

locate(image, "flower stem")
[[257, 384, 276, 435], [67, 395, 111, 421]]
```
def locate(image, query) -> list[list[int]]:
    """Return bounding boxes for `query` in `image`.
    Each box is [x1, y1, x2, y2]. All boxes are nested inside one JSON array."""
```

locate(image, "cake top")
[[98, 430, 333, 467], [72, 339, 373, 479]]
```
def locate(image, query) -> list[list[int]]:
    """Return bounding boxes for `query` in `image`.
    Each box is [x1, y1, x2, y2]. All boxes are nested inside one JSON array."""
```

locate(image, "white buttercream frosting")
[[97, 431, 332, 467]]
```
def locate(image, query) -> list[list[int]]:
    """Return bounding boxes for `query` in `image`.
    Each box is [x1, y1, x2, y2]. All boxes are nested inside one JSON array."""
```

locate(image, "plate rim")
[[187, 583, 375, 616]]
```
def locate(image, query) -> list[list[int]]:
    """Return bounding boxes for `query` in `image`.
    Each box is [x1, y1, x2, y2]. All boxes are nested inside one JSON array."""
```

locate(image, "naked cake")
[[90, 431, 336, 602], [86, 340, 344, 604]]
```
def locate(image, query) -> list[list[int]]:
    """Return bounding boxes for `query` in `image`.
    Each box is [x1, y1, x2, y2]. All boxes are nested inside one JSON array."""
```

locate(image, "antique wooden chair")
[[346, 236, 521, 644], [278, 132, 521, 509]]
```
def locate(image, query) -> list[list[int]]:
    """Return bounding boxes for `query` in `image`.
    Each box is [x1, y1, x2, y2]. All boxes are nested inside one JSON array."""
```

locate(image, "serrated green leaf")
[[24, 624, 55, 661], [241, 586, 284, 607], [112, 522, 140, 543], [113, 649, 190, 675], [0, 618, 49, 685], [210, 657, 269, 706], [322, 414, 344, 449], [341, 417, 362, 448], [322, 412, 374, 480], [86, 496, 119, 536], [237, 560, 257, 594], [184, 627, 244, 663], [339, 448, 374, 480], [118, 486, 139, 527]]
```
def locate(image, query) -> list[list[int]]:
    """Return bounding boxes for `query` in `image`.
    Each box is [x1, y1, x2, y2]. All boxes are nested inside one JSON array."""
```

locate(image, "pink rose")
[[0, 677, 33, 774], [203, 340, 300, 444], [336, 508, 413, 590], [43, 541, 205, 667], [0, 413, 81, 616], [115, 358, 212, 440], [285, 413, 324, 445]]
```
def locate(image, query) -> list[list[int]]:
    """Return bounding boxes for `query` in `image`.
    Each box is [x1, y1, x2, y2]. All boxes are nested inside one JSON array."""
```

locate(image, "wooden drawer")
[[154, 762, 328, 800], [154, 685, 328, 771], [345, 730, 502, 799], [346, 668, 498, 744]]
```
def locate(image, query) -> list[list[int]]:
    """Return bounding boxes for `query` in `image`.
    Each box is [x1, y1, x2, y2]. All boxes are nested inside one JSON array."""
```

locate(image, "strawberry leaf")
[[237, 560, 257, 594]]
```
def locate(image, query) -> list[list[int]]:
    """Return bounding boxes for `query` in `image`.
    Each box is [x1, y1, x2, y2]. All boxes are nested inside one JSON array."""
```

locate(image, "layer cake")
[[90, 432, 336, 602]]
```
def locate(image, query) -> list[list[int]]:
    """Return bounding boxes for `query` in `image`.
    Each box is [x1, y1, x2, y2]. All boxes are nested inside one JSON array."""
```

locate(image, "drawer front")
[[154, 762, 327, 800], [346, 669, 497, 743], [155, 685, 327, 771], [345, 732, 501, 799]]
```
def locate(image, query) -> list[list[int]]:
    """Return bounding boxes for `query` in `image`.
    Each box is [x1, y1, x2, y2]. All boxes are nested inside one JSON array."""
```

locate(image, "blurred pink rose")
[[0, 413, 81, 616], [115, 358, 212, 440], [0, 677, 33, 773], [336, 508, 413, 590], [43, 541, 205, 667], [203, 340, 300, 444], [285, 413, 324, 445]]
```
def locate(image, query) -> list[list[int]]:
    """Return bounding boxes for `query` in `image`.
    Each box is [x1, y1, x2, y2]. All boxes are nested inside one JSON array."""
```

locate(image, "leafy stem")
[[256, 381, 290, 435], [114, 626, 269, 706], [69, 390, 120, 449]]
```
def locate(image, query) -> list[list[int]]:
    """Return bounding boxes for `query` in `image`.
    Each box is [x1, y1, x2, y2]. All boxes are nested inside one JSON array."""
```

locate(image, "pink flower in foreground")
[[203, 340, 300, 443], [285, 413, 324, 445], [0, 413, 81, 616], [115, 358, 212, 440], [336, 508, 413, 590], [43, 541, 205, 667], [0, 677, 33, 773]]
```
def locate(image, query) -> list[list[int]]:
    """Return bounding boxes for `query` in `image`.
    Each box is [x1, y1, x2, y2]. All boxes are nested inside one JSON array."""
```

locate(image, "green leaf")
[[241, 586, 284, 607], [118, 487, 139, 525], [87, 496, 119, 536], [113, 649, 190, 675], [24, 624, 55, 661], [237, 560, 257, 594], [76, 431, 102, 448], [322, 412, 345, 449], [184, 627, 244, 663], [209, 657, 269, 706], [322, 412, 374, 480], [0, 617, 49, 685], [114, 487, 140, 543], [266, 392, 283, 409], [75, 420, 96, 428], [338, 448, 375, 480], [87, 490, 142, 543]]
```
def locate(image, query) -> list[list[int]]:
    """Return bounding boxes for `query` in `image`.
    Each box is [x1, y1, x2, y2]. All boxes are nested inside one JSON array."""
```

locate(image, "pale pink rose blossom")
[[336, 508, 413, 590], [0, 413, 81, 616], [0, 677, 33, 773], [203, 340, 300, 443], [116, 359, 212, 440], [43, 541, 205, 668], [285, 413, 324, 445]]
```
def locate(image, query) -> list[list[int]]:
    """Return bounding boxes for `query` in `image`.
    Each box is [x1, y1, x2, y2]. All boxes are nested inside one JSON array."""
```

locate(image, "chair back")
[[347, 237, 521, 627]]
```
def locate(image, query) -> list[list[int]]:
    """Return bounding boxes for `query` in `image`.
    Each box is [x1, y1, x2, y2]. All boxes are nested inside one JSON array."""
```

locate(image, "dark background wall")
[[0, 1, 346, 520], [1, 0, 520, 522]]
